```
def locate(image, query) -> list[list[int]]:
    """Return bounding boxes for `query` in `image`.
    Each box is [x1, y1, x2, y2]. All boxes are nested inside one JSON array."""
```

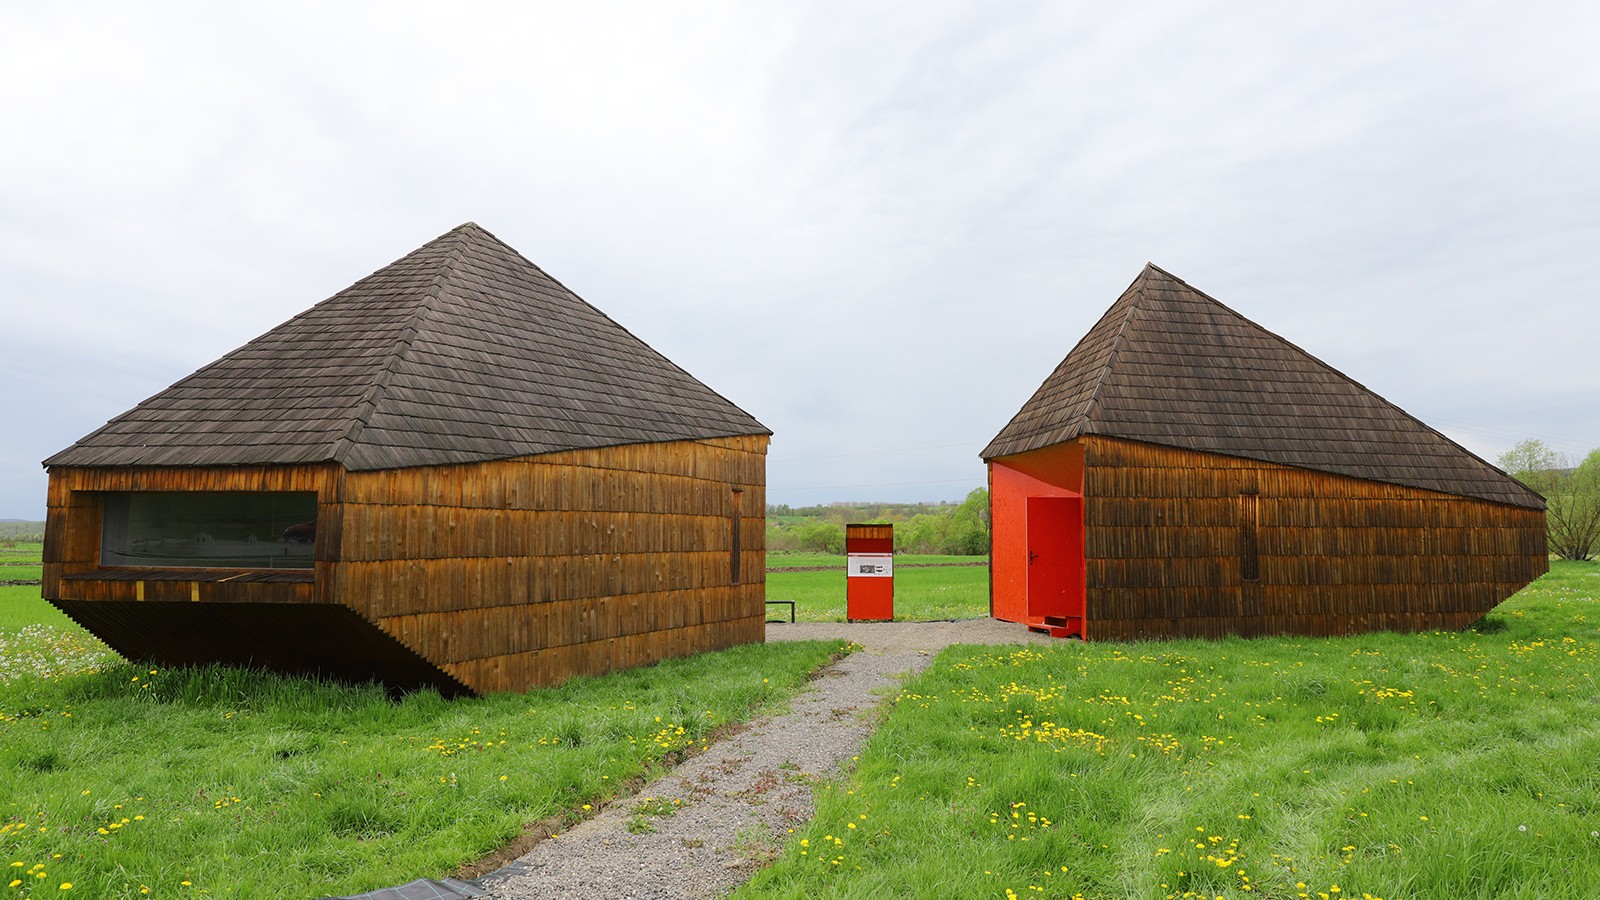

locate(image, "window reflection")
[[100, 492, 317, 569]]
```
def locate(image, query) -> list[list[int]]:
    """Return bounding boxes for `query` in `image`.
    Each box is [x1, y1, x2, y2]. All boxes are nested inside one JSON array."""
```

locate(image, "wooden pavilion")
[[982, 264, 1546, 640], [42, 223, 770, 696]]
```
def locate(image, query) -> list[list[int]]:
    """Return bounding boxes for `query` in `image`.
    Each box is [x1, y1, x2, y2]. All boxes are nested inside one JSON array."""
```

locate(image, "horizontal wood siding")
[[1080, 436, 1547, 640], [58, 575, 314, 605], [339, 435, 769, 693]]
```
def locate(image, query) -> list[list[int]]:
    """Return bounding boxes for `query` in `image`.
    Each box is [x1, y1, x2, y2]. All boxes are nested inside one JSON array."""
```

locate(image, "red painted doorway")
[[1026, 496, 1085, 637]]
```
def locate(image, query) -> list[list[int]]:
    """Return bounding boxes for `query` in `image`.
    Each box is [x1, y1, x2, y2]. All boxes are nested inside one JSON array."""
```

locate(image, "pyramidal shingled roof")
[[982, 264, 1542, 509], [47, 223, 770, 470]]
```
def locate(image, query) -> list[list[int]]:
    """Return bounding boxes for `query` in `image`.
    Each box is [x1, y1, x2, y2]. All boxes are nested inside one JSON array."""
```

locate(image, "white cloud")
[[3, 0, 1597, 515]]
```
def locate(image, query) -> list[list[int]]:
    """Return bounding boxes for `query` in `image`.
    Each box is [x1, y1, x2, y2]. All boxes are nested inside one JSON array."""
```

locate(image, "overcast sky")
[[2, 1, 1596, 519]]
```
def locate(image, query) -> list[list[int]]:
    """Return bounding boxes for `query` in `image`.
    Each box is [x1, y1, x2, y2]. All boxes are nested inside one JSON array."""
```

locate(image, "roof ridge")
[[330, 228, 467, 458], [477, 224, 766, 423], [1077, 268, 1151, 433]]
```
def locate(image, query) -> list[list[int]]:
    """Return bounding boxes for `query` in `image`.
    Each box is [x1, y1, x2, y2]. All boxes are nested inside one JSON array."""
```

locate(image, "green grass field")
[[0, 586, 74, 633], [9, 532, 1599, 898], [739, 559, 1600, 900], [0, 542, 45, 594], [768, 553, 985, 569], [766, 553, 988, 621], [0, 574, 850, 898]]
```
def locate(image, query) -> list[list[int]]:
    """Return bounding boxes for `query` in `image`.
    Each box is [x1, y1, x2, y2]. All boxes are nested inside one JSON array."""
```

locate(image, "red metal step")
[[1025, 615, 1084, 640], [1041, 615, 1083, 639]]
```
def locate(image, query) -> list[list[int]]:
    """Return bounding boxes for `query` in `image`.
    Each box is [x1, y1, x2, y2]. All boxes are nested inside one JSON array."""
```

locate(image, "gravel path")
[[765, 618, 1056, 653], [473, 619, 1054, 900]]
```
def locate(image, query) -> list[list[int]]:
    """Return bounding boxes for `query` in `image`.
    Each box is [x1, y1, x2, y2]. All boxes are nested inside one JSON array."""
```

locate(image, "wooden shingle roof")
[[47, 223, 770, 470], [982, 264, 1542, 509]]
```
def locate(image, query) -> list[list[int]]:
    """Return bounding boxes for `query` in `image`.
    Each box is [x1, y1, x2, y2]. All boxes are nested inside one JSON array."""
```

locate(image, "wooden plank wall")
[[339, 435, 769, 693], [1080, 436, 1547, 640], [40, 436, 767, 695]]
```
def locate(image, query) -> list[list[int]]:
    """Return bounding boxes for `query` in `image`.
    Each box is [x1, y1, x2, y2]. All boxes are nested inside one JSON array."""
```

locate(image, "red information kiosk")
[[845, 523, 894, 622]]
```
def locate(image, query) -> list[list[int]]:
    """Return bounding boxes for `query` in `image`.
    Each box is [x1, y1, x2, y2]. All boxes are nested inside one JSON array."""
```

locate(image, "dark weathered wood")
[[1077, 436, 1546, 641], [340, 435, 769, 691]]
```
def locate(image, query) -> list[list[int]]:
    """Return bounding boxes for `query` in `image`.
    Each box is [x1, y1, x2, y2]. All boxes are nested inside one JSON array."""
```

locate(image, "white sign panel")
[[847, 553, 893, 578]]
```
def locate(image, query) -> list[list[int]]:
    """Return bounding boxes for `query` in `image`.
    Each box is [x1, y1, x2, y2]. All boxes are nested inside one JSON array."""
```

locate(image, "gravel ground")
[[765, 618, 1057, 653], [475, 618, 1054, 900]]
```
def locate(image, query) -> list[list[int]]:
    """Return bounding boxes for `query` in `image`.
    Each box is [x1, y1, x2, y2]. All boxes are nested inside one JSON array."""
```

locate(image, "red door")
[[1026, 496, 1085, 637]]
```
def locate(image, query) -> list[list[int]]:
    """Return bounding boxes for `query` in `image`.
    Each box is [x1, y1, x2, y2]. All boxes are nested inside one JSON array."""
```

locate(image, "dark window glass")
[[1239, 491, 1260, 583], [730, 489, 744, 585], [100, 492, 318, 569]]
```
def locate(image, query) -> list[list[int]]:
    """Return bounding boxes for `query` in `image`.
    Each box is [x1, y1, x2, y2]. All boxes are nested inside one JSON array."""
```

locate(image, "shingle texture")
[[982, 264, 1542, 509], [46, 223, 770, 470]]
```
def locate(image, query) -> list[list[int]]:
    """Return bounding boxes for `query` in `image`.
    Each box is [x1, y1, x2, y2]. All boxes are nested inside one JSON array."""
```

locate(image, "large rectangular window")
[[100, 492, 318, 569]]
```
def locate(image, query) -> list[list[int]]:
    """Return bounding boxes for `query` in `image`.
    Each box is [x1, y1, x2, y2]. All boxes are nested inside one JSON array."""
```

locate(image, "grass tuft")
[[1468, 615, 1510, 634]]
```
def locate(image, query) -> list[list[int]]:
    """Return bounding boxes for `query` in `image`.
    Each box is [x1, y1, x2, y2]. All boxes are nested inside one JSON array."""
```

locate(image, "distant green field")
[[768, 552, 984, 569], [0, 540, 43, 560], [0, 539, 49, 632], [0, 520, 43, 540], [766, 558, 988, 621], [0, 584, 71, 631]]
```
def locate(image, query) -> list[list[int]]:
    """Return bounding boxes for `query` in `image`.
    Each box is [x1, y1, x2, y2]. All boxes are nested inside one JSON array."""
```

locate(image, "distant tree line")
[[767, 488, 990, 555], [1498, 440, 1600, 561], [0, 521, 45, 546]]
